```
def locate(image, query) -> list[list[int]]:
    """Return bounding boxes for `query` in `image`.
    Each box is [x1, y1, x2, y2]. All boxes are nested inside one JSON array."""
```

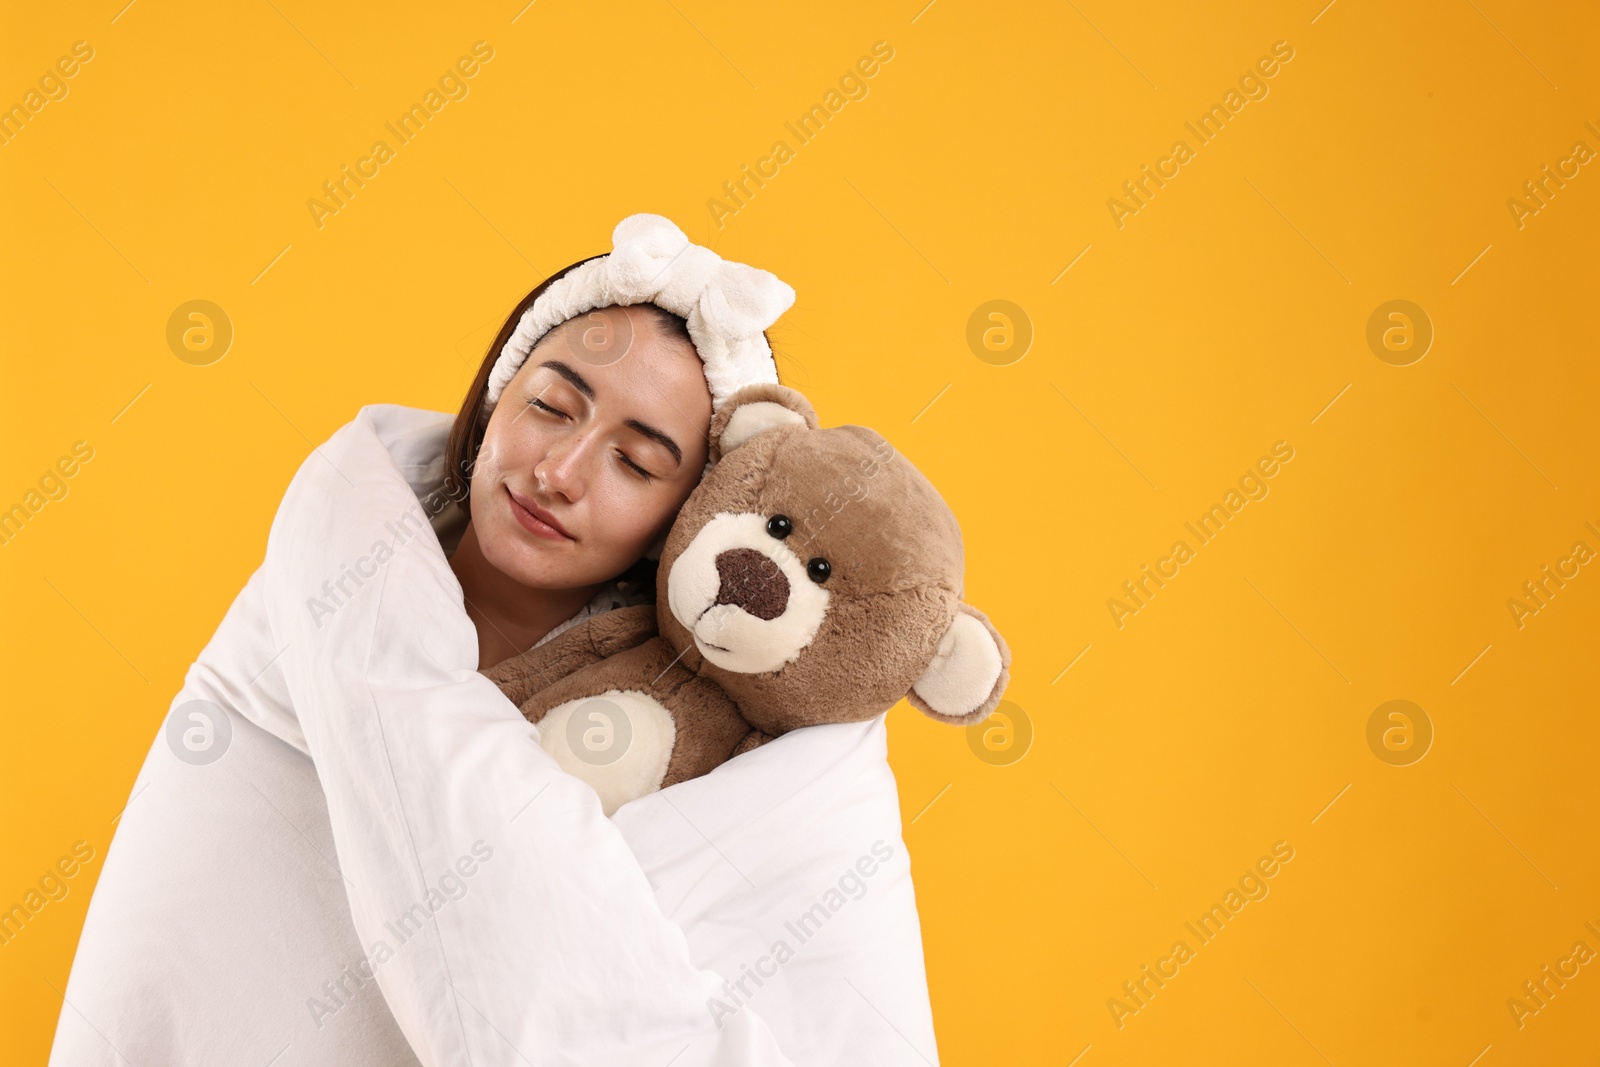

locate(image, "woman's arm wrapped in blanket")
[[260, 418, 801, 1067]]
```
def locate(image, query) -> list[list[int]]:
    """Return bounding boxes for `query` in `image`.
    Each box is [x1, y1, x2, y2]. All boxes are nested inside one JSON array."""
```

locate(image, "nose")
[[533, 432, 594, 500], [713, 548, 789, 620]]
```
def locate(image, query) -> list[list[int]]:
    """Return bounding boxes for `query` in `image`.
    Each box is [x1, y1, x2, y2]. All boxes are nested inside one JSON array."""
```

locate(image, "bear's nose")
[[713, 547, 790, 620]]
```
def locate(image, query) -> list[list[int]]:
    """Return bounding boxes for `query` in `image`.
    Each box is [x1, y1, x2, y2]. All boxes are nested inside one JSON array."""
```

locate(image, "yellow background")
[[3, 0, 1597, 1063]]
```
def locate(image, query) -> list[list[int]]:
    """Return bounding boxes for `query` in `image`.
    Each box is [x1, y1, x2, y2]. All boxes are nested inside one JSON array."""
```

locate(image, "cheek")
[[583, 481, 661, 545], [469, 441, 508, 506], [468, 432, 538, 534], [475, 419, 542, 487]]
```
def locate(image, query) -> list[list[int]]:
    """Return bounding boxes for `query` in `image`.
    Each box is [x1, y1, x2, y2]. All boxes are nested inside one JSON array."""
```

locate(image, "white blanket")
[[50, 404, 941, 1067]]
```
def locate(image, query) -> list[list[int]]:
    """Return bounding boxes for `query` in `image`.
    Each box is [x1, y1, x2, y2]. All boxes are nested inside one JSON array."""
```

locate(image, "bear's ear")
[[708, 384, 820, 464], [905, 603, 1011, 726]]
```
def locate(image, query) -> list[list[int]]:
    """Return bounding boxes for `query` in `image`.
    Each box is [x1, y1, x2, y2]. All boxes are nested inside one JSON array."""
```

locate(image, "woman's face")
[[468, 305, 713, 591]]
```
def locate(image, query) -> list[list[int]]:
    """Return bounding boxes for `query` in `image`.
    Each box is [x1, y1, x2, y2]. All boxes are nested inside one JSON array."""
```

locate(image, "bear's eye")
[[766, 515, 793, 539], [806, 558, 831, 583]]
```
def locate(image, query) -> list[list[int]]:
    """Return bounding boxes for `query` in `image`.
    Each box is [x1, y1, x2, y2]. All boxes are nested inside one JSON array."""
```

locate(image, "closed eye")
[[527, 394, 653, 480], [618, 452, 654, 480]]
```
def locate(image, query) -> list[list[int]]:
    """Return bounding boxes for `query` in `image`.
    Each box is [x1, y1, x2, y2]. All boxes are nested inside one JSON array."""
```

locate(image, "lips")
[[506, 486, 574, 541]]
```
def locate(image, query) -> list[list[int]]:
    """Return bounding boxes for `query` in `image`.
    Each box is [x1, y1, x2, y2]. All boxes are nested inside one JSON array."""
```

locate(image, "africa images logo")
[[1107, 841, 1295, 1029], [1105, 41, 1296, 229], [306, 841, 494, 1028], [707, 840, 895, 1027]]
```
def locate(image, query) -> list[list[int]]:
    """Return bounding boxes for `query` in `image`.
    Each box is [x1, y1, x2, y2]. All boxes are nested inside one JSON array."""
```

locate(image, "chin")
[[481, 519, 555, 580], [488, 523, 617, 592]]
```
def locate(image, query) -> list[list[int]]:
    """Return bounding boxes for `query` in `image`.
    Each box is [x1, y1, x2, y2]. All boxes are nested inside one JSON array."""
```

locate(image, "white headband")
[[484, 213, 796, 415]]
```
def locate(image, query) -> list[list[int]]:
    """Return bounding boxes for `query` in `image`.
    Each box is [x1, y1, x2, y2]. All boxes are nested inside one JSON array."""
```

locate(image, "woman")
[[49, 215, 940, 1066]]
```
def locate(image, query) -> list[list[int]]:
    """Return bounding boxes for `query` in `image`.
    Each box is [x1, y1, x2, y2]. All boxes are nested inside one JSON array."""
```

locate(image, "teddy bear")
[[481, 383, 1011, 815]]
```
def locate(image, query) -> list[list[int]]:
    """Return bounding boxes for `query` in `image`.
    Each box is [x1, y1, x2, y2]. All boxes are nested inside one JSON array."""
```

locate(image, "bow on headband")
[[484, 213, 796, 415]]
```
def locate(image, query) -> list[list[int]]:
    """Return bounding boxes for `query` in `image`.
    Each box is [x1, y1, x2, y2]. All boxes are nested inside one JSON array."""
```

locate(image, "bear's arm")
[[518, 637, 759, 794], [481, 603, 658, 710], [728, 730, 774, 757], [659, 680, 762, 788]]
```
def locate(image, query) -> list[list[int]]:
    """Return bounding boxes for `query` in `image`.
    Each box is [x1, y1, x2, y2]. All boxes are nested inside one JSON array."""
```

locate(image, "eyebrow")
[[538, 359, 594, 399], [536, 359, 684, 467], [624, 418, 684, 466]]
